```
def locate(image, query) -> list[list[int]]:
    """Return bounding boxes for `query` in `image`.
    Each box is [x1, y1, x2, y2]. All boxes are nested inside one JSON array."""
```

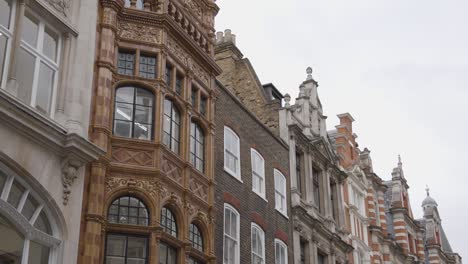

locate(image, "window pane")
[[0, 33, 7, 84], [115, 103, 133, 121], [43, 27, 58, 61], [127, 236, 147, 258], [135, 0, 143, 9], [116, 87, 134, 103], [35, 63, 55, 115], [22, 12, 39, 47], [139, 55, 156, 79], [0, 0, 12, 28], [0, 215, 24, 263], [7, 180, 25, 208], [28, 241, 50, 264], [21, 194, 38, 220], [133, 123, 151, 140], [114, 120, 132, 138], [106, 235, 126, 256], [0, 170, 6, 194], [117, 52, 135, 76], [135, 88, 153, 106], [135, 105, 152, 124], [34, 210, 52, 235], [16, 48, 35, 105], [124, 0, 130, 7]]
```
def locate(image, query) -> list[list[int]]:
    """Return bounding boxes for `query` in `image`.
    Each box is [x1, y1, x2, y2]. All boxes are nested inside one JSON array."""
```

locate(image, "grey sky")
[[215, 0, 468, 257]]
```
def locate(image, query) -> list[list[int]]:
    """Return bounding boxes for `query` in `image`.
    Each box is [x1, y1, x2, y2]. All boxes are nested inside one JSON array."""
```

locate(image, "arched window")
[[275, 239, 288, 264], [163, 98, 180, 154], [251, 149, 265, 198], [113, 86, 154, 141], [190, 121, 205, 172], [189, 223, 204, 252], [224, 126, 241, 178], [0, 168, 61, 264], [124, 0, 144, 9], [274, 169, 288, 216], [223, 204, 239, 264], [160, 206, 177, 237], [107, 196, 149, 226], [251, 223, 265, 264]]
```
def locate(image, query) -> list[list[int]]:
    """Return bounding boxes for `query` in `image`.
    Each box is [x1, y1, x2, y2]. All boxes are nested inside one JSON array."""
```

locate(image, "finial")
[[426, 185, 430, 197], [306, 67, 313, 80], [299, 84, 305, 97], [284, 93, 291, 107], [398, 154, 403, 168]]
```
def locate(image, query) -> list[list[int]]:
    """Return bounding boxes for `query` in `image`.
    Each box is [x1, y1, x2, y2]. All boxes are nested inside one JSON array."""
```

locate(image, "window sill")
[[253, 191, 268, 203], [275, 208, 289, 219], [224, 167, 243, 183]]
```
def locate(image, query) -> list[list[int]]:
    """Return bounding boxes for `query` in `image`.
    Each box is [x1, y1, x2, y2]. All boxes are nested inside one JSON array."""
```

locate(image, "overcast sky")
[[215, 0, 468, 257]]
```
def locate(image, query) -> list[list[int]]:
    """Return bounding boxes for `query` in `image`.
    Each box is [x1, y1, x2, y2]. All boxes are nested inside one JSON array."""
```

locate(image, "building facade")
[[0, 0, 103, 263], [79, 0, 221, 264], [278, 69, 353, 264], [214, 81, 292, 264]]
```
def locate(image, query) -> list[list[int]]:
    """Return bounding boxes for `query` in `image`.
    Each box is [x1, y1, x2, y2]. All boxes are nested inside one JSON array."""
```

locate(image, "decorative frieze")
[[118, 21, 162, 44], [189, 174, 208, 202], [161, 157, 183, 185], [112, 147, 155, 167], [105, 177, 165, 199]]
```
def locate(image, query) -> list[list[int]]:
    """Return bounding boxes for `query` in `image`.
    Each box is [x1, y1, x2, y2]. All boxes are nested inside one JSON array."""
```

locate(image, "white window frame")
[[274, 239, 288, 264], [274, 169, 288, 217], [251, 223, 265, 264], [0, 0, 16, 88], [223, 203, 240, 264], [0, 163, 61, 264], [18, 8, 62, 118], [251, 148, 266, 199], [224, 126, 241, 180]]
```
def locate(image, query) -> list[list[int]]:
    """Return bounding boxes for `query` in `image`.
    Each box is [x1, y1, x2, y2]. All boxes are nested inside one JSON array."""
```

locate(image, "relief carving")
[[45, 0, 70, 16], [161, 157, 183, 185], [112, 147, 154, 167], [105, 177, 164, 198], [118, 21, 161, 44], [188, 176, 208, 201], [183, 0, 202, 21], [167, 38, 209, 86]]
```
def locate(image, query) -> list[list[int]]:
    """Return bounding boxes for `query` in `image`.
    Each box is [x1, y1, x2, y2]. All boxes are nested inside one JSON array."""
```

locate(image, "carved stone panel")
[[118, 21, 162, 44], [105, 177, 163, 198], [161, 157, 183, 185], [189, 175, 208, 202], [166, 37, 210, 86], [112, 147, 155, 167]]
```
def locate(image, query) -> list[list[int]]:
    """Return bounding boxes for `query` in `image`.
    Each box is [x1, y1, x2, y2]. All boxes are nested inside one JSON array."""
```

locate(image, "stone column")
[[324, 168, 332, 218], [336, 182, 346, 228], [293, 230, 302, 264], [306, 152, 314, 205]]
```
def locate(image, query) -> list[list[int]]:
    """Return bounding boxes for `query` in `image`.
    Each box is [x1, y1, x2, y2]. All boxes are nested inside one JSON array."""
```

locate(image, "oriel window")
[[190, 121, 205, 172], [163, 98, 180, 154]]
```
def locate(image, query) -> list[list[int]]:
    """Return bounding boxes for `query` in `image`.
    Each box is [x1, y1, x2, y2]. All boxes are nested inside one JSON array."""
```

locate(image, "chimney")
[[335, 113, 357, 169]]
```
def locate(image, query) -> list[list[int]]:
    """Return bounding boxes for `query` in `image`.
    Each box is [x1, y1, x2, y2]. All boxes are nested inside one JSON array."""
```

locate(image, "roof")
[[440, 226, 454, 253]]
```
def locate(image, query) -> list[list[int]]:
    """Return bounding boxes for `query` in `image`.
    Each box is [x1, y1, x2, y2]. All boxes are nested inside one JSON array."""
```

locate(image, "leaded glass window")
[[117, 51, 135, 76], [189, 223, 203, 252], [139, 55, 156, 79], [161, 206, 177, 237], [107, 196, 149, 226]]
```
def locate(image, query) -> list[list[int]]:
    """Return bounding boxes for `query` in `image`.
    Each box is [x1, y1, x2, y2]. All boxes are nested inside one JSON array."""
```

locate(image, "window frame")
[[105, 233, 149, 264], [160, 206, 178, 238], [251, 223, 265, 264], [190, 121, 205, 172], [138, 53, 157, 79], [0, 0, 16, 88], [274, 239, 288, 264], [113, 86, 155, 141], [223, 203, 240, 264], [16, 8, 62, 117], [274, 169, 288, 217], [251, 148, 266, 199], [189, 222, 204, 252], [163, 98, 181, 154], [107, 195, 149, 226], [224, 126, 241, 180]]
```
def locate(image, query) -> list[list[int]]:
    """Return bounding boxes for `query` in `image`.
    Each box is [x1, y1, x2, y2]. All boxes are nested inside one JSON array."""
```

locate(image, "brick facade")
[[214, 82, 292, 264]]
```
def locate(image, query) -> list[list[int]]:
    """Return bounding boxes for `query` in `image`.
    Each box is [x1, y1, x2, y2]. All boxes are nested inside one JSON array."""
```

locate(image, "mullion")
[[131, 88, 137, 138]]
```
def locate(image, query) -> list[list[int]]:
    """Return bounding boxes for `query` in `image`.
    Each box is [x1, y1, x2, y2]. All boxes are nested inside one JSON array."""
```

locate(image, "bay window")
[[190, 121, 205, 172]]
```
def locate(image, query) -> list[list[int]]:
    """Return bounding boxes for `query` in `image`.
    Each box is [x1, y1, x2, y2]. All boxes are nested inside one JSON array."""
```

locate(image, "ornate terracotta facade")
[[79, 0, 221, 263]]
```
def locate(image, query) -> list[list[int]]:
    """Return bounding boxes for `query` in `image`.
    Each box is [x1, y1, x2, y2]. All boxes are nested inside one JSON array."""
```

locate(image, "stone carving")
[[188, 176, 208, 201], [184, 0, 202, 21], [167, 37, 209, 86], [161, 157, 183, 185], [45, 0, 70, 16], [112, 147, 154, 167], [118, 21, 161, 44], [105, 177, 163, 198], [61, 157, 83, 205]]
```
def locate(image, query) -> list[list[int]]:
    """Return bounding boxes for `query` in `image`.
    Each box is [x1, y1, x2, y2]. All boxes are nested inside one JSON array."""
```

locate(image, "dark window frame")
[[117, 50, 136, 76], [190, 121, 205, 172], [139, 54, 157, 79], [189, 223, 204, 252], [107, 196, 149, 226], [163, 98, 181, 155], [113, 86, 155, 141], [161, 206, 178, 237], [104, 233, 149, 264]]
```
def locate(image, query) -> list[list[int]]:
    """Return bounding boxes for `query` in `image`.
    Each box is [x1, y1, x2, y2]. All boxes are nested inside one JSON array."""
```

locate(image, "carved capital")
[[61, 157, 83, 205]]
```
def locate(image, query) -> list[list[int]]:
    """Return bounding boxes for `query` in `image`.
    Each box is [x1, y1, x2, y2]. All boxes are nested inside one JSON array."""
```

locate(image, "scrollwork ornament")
[[62, 157, 83, 205]]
